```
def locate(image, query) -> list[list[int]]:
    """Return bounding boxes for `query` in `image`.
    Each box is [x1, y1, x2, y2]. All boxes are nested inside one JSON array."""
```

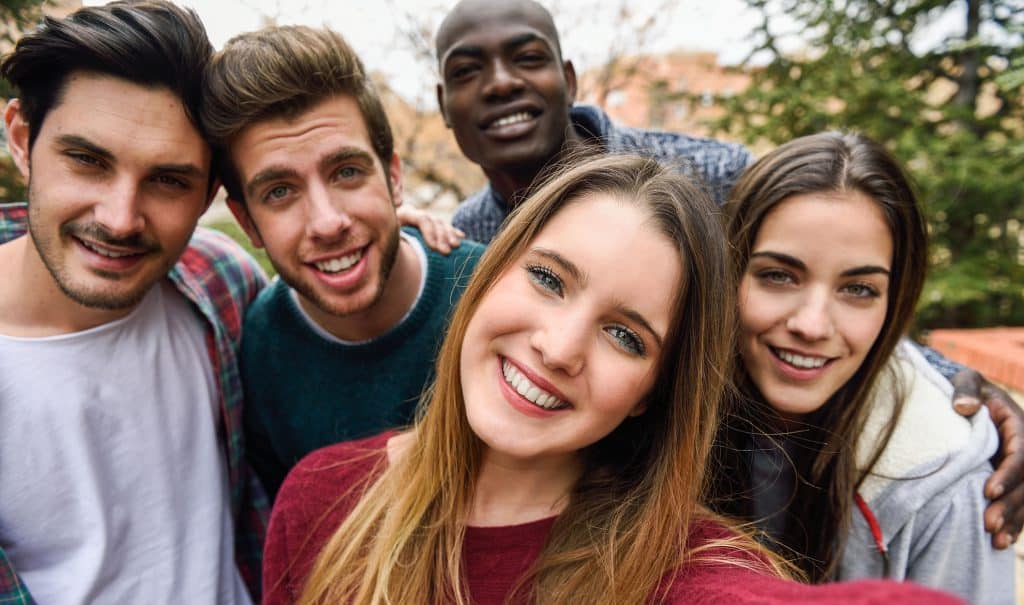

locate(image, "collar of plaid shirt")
[[0, 202, 269, 603]]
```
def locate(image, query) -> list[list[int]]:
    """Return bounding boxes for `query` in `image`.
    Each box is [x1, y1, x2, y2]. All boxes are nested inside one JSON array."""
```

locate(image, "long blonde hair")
[[299, 155, 784, 604]]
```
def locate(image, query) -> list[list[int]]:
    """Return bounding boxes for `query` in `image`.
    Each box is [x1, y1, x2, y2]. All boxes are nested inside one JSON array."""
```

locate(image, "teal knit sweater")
[[241, 229, 482, 499]]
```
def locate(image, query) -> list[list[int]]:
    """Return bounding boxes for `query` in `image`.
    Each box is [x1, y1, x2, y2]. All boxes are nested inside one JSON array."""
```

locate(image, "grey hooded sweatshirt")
[[838, 340, 1015, 604]]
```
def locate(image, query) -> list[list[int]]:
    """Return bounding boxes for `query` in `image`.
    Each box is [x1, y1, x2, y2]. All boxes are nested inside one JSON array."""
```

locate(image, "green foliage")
[[712, 0, 1024, 329], [204, 218, 276, 278]]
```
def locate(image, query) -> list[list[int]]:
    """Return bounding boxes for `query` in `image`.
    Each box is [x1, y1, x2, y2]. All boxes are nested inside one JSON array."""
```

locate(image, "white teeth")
[[491, 112, 532, 128], [315, 250, 362, 273], [775, 348, 828, 369], [501, 359, 567, 410], [81, 240, 136, 258]]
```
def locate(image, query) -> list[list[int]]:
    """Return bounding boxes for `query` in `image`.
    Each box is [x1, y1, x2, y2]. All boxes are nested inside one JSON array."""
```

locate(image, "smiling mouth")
[[502, 359, 569, 410], [770, 346, 833, 369], [76, 237, 146, 259], [313, 249, 363, 274], [483, 110, 539, 131]]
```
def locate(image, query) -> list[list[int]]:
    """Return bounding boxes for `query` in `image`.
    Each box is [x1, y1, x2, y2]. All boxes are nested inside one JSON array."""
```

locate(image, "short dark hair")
[[201, 26, 395, 203], [0, 0, 213, 150]]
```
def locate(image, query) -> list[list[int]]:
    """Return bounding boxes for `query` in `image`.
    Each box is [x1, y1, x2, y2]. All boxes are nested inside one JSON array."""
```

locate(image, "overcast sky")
[[83, 0, 970, 104]]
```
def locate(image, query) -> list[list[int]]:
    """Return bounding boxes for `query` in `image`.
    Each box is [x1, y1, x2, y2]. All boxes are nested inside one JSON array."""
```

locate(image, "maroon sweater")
[[264, 433, 962, 605]]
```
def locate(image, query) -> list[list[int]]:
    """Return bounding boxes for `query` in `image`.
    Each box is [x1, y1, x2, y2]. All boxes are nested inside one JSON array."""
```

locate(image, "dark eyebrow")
[[841, 265, 890, 278], [152, 163, 205, 179], [750, 250, 805, 270], [751, 251, 889, 277], [443, 32, 550, 68], [56, 134, 114, 162], [320, 147, 375, 173], [531, 246, 664, 350], [245, 167, 298, 200]]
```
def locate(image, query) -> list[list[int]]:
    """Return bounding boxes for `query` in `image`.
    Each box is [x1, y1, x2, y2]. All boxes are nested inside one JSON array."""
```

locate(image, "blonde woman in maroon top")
[[264, 155, 960, 605]]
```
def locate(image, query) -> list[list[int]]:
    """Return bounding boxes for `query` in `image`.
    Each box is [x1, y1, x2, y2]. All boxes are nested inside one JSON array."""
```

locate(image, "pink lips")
[[496, 357, 570, 419], [74, 237, 146, 273], [769, 346, 834, 381], [307, 245, 369, 291]]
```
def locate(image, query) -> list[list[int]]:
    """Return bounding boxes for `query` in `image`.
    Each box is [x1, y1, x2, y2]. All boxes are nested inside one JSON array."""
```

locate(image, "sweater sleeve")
[[666, 563, 964, 605], [902, 467, 1016, 604]]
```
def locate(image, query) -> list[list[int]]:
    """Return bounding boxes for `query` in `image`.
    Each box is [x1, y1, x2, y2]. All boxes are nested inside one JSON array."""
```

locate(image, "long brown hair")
[[298, 154, 783, 604], [715, 131, 929, 581]]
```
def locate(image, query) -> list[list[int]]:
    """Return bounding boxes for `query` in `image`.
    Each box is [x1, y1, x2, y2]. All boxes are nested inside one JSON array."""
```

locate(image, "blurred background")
[[1, 0, 1023, 599]]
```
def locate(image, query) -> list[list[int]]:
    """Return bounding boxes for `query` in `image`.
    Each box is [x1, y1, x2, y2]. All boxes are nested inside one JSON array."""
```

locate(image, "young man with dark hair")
[[201, 25, 483, 500], [0, 2, 265, 603]]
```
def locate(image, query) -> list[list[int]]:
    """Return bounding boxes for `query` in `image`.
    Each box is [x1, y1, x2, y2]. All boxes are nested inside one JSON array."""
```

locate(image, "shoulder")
[[276, 432, 394, 511], [243, 279, 291, 333], [172, 226, 268, 333], [857, 340, 995, 504]]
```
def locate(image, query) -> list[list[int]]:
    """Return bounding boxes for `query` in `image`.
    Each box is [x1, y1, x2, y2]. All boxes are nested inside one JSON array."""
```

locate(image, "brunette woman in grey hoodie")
[[713, 131, 1014, 604]]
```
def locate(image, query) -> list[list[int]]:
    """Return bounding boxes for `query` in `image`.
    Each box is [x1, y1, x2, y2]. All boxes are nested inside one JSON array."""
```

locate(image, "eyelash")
[[525, 263, 647, 357], [756, 268, 881, 299], [842, 282, 881, 298], [526, 263, 563, 296]]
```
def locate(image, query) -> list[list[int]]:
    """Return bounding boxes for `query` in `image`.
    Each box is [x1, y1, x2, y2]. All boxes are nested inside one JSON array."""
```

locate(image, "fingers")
[[983, 389, 1024, 499], [395, 205, 463, 255], [950, 368, 983, 416], [984, 482, 1024, 548], [980, 382, 1024, 548]]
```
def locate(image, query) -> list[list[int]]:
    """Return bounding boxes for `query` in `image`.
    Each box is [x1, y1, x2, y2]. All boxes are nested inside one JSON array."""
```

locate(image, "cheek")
[[848, 305, 889, 356]]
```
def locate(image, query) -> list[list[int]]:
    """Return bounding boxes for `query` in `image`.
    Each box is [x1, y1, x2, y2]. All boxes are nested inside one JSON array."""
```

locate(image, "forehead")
[[230, 95, 377, 178], [41, 72, 209, 167], [437, 6, 560, 65], [528, 193, 681, 329], [755, 191, 893, 263]]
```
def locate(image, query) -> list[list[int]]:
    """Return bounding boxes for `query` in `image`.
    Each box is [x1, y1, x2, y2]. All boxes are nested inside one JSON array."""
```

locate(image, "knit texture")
[[242, 229, 482, 499]]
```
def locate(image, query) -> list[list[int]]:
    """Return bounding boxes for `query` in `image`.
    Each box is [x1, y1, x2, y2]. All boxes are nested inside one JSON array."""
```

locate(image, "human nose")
[[785, 289, 836, 341], [483, 59, 525, 100], [305, 181, 352, 240], [93, 179, 145, 237], [530, 308, 587, 376]]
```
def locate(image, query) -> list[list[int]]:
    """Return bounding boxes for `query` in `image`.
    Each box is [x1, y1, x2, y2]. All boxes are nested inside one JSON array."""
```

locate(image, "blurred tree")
[[0, 0, 50, 203], [713, 0, 1024, 329]]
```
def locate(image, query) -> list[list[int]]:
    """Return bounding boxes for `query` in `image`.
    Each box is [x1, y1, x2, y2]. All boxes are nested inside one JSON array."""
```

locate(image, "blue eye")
[[262, 185, 291, 203], [336, 165, 363, 180], [526, 264, 563, 296], [605, 325, 646, 357]]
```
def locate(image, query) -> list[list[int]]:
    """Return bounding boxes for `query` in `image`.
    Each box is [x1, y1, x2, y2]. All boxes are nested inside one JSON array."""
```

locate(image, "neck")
[[469, 448, 582, 527], [300, 235, 422, 342], [0, 236, 138, 337], [484, 126, 585, 207]]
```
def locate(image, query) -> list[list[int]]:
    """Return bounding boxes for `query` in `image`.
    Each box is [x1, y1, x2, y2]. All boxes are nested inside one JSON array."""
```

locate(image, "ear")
[[5, 99, 32, 180], [436, 83, 452, 128], [226, 196, 265, 249], [388, 152, 404, 209], [563, 59, 578, 105], [627, 398, 648, 418]]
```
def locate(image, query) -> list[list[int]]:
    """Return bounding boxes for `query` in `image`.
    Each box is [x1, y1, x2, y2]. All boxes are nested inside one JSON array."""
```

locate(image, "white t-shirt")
[[0, 282, 251, 605]]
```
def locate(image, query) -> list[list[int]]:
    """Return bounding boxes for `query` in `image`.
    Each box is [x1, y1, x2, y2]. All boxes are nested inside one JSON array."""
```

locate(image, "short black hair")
[[1, 0, 213, 150]]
